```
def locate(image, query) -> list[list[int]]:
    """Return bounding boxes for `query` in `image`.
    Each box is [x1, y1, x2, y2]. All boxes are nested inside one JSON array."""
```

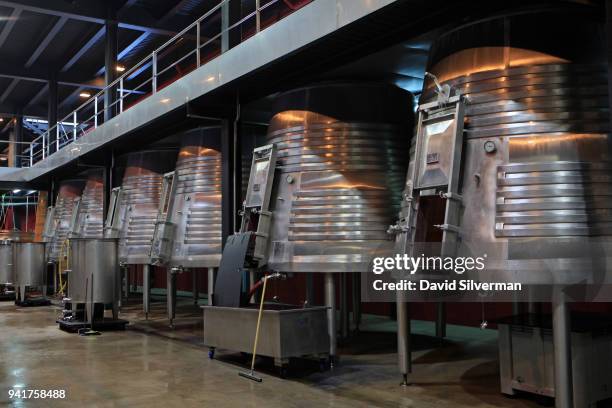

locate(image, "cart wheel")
[[208, 348, 215, 359]]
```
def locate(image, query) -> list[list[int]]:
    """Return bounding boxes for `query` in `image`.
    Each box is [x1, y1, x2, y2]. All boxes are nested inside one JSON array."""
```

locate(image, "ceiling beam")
[[60, 27, 106, 73], [0, 79, 19, 104], [0, 61, 101, 85], [25, 16, 69, 68], [0, 7, 21, 48], [0, 0, 178, 36]]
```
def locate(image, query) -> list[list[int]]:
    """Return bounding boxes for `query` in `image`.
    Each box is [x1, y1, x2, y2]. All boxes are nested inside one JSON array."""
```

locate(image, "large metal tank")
[[422, 8, 609, 286], [67, 238, 119, 305], [167, 128, 222, 267], [0, 240, 13, 285], [46, 179, 86, 262], [13, 242, 46, 301], [116, 150, 177, 264], [265, 83, 412, 272], [74, 170, 104, 238]]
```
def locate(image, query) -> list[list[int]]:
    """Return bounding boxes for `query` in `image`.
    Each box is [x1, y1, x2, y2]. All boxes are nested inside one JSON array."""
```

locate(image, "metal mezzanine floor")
[[0, 0, 402, 185]]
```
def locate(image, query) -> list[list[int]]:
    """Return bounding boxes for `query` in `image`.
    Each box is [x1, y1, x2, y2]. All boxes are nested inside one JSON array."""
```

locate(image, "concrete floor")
[[0, 297, 543, 408]]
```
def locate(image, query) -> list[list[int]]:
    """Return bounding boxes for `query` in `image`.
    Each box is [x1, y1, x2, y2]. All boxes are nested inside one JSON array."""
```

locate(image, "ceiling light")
[[12, 189, 20, 194], [0, 118, 4, 122], [0, 157, 6, 161], [79, 92, 91, 98], [116, 65, 126, 72]]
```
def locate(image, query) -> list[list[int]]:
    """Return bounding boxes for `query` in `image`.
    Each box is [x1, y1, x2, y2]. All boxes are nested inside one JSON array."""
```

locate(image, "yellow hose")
[[56, 239, 70, 296]]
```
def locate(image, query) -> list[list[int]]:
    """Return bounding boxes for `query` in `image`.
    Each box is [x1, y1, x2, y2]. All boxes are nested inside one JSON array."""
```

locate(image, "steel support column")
[[220, 105, 242, 245], [47, 77, 58, 153], [104, 16, 118, 122], [8, 115, 22, 167]]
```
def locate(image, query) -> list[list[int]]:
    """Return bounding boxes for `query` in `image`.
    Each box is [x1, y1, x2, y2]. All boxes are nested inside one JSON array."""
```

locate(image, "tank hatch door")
[[392, 93, 466, 238], [150, 171, 177, 265], [103, 187, 123, 239], [42, 206, 56, 243], [214, 144, 278, 307]]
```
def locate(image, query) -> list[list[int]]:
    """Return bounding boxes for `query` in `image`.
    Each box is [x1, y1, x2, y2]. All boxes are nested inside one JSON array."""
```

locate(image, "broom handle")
[[250, 275, 268, 372]]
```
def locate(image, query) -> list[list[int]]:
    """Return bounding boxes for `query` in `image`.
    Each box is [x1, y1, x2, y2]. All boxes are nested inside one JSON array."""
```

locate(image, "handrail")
[[24, 0, 310, 168]]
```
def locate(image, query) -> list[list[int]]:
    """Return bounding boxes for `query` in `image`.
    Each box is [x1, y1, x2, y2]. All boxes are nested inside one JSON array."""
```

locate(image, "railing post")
[[73, 111, 77, 141], [29, 142, 33, 167], [152, 52, 157, 93], [256, 0, 261, 33], [94, 96, 98, 127], [119, 77, 124, 113], [56, 124, 60, 151], [42, 133, 46, 160], [196, 20, 201, 67], [221, 1, 229, 53]]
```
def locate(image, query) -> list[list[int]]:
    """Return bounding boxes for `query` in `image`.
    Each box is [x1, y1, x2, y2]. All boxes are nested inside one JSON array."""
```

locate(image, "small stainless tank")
[[0, 240, 13, 285], [47, 179, 86, 262], [168, 128, 222, 267], [67, 238, 119, 306], [265, 83, 413, 272], [13, 242, 46, 302], [117, 150, 177, 264]]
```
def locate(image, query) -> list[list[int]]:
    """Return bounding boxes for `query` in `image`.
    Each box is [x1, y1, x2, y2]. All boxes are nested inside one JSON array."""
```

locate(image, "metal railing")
[[24, 0, 310, 167]]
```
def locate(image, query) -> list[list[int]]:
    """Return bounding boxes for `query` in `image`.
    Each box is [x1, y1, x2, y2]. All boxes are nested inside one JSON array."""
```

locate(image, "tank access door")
[[103, 187, 123, 239], [150, 171, 177, 266], [214, 144, 277, 307], [390, 88, 466, 385]]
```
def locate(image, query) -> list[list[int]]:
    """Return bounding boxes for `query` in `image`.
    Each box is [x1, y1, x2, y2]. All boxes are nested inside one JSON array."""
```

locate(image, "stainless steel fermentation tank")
[[65, 238, 120, 323], [113, 150, 177, 264], [106, 149, 177, 311], [0, 231, 32, 299], [264, 83, 412, 358], [396, 9, 610, 407], [13, 242, 47, 304], [0, 240, 13, 298], [150, 128, 222, 324], [46, 179, 86, 263]]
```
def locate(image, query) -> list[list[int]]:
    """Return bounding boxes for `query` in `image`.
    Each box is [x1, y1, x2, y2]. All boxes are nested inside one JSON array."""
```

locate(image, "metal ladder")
[[390, 86, 466, 385]]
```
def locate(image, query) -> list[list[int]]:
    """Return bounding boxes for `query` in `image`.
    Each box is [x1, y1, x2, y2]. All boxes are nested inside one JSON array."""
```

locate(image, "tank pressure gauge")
[[286, 175, 294, 184], [484, 140, 496, 154]]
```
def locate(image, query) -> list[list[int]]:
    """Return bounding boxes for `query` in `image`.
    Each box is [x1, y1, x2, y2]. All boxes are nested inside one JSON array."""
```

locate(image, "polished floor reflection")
[[0, 298, 540, 408]]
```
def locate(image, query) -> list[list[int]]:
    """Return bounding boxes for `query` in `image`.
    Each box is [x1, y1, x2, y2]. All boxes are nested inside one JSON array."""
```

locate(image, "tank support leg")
[[122, 266, 129, 303], [192, 269, 198, 305], [397, 291, 411, 386], [143, 264, 150, 319], [324, 273, 337, 366], [207, 268, 215, 306], [352, 272, 361, 331], [553, 292, 573, 408], [167, 268, 177, 328]]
